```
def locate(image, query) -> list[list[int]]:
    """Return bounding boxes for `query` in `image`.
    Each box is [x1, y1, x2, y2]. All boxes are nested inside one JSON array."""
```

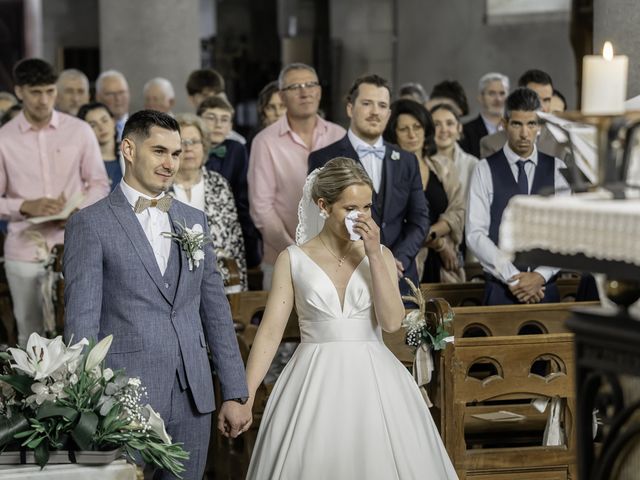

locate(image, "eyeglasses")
[[181, 139, 202, 147], [281, 81, 320, 92], [200, 113, 231, 125]]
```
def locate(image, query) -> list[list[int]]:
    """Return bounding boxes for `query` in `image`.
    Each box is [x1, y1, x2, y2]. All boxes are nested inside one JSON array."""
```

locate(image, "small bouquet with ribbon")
[[402, 278, 453, 407]]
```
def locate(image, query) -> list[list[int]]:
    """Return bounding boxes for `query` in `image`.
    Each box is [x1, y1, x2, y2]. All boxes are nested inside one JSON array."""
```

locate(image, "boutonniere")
[[391, 150, 400, 161], [162, 221, 212, 271]]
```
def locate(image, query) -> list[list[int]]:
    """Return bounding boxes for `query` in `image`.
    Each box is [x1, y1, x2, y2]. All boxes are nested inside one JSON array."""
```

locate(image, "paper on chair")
[[27, 192, 84, 225], [471, 410, 526, 422]]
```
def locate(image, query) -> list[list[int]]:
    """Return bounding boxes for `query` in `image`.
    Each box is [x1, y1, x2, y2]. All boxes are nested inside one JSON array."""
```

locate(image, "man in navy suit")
[[64, 110, 250, 478], [460, 72, 509, 158], [309, 74, 429, 287]]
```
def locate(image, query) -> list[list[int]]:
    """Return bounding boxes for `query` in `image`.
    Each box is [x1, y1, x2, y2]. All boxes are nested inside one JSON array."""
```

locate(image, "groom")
[[63, 110, 250, 479]]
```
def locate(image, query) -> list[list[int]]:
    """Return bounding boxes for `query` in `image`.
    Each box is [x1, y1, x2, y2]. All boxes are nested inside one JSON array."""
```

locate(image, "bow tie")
[[133, 195, 173, 214], [356, 144, 385, 160], [209, 144, 227, 158]]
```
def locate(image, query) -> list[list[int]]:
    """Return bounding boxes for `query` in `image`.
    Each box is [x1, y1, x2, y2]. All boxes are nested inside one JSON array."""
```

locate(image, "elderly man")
[[55, 68, 90, 116], [460, 72, 509, 158], [0, 58, 109, 346], [143, 77, 175, 114], [249, 63, 345, 289], [96, 69, 130, 140]]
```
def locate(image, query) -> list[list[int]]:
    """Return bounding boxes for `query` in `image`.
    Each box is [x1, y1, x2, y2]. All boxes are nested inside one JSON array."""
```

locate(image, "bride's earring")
[[319, 210, 328, 219]]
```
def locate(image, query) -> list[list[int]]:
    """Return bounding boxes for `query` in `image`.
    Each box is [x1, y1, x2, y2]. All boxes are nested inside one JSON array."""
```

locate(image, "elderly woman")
[[384, 99, 466, 283], [77, 102, 123, 190], [173, 113, 248, 291], [430, 103, 479, 200]]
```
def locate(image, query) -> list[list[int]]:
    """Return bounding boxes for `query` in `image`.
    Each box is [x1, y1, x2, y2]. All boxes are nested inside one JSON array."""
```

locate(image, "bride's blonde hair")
[[311, 157, 373, 205]]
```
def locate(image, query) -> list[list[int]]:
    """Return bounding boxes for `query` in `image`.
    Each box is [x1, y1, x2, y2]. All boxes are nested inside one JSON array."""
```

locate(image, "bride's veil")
[[295, 168, 324, 246]]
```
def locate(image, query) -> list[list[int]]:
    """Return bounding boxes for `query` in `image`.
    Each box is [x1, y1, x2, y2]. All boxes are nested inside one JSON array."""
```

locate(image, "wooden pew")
[[384, 301, 598, 479], [443, 334, 577, 480], [421, 276, 583, 307]]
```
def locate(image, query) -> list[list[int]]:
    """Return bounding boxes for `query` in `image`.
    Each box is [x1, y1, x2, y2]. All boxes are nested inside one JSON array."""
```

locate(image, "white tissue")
[[345, 210, 361, 241]]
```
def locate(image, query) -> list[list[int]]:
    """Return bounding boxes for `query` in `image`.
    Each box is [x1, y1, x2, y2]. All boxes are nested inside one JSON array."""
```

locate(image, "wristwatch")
[[229, 397, 248, 405]]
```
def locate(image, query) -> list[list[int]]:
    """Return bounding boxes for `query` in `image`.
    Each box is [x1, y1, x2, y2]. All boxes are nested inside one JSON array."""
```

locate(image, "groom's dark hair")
[[122, 110, 180, 142]]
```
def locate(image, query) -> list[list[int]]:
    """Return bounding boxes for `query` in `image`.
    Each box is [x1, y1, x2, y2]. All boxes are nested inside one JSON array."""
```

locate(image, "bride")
[[241, 157, 457, 479]]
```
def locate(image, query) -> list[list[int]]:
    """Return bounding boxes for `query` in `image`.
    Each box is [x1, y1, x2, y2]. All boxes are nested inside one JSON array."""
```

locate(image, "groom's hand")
[[218, 400, 253, 438]]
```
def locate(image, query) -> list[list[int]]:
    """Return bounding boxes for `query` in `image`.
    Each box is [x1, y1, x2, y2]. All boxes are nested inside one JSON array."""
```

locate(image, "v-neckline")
[[294, 245, 366, 314]]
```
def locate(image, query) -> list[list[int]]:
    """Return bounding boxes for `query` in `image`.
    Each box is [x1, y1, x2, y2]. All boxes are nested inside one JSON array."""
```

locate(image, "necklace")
[[319, 234, 352, 268]]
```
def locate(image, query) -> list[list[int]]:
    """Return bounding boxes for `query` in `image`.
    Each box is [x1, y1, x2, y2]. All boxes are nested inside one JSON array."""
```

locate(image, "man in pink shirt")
[[248, 63, 345, 289], [0, 58, 109, 346]]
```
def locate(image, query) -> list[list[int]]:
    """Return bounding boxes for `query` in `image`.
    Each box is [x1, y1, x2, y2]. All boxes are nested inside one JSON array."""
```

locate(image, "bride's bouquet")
[[401, 278, 453, 407], [0, 333, 189, 477]]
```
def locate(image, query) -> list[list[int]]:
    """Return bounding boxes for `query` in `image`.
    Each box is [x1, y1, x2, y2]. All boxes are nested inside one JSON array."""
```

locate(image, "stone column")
[[99, 0, 201, 113], [594, 0, 640, 98]]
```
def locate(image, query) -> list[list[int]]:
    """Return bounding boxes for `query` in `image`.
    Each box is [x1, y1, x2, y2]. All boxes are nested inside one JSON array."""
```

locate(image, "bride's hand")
[[353, 213, 381, 256]]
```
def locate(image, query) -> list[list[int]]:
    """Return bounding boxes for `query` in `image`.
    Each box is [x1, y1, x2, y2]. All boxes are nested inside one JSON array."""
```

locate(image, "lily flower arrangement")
[[0, 333, 188, 477]]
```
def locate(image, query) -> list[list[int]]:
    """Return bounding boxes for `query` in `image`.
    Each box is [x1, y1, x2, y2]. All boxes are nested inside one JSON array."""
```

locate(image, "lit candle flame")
[[603, 41, 614, 61]]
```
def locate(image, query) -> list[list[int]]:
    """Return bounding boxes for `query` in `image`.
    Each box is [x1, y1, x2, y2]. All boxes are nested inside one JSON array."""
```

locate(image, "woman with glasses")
[[173, 113, 248, 291], [384, 99, 466, 283], [197, 96, 261, 270]]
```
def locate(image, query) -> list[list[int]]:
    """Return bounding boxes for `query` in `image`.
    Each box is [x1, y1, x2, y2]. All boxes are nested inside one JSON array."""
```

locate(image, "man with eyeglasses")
[[248, 62, 345, 290], [96, 70, 130, 141]]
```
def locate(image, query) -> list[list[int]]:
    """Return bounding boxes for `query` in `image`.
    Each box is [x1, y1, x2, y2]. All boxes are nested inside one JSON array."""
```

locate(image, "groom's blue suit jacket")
[[63, 186, 248, 416]]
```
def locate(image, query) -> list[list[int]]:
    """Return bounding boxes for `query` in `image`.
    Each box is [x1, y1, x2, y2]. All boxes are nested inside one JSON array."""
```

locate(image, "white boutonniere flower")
[[163, 221, 212, 271], [391, 150, 400, 160]]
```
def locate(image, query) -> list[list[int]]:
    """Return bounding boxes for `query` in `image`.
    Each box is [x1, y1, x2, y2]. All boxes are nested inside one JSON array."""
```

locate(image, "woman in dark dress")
[[384, 99, 465, 283]]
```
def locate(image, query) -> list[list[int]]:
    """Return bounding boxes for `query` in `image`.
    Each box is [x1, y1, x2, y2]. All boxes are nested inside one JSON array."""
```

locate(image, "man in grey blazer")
[[63, 110, 250, 479]]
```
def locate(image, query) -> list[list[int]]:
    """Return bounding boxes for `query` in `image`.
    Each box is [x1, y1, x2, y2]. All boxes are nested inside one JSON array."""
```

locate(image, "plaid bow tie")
[[133, 195, 173, 214]]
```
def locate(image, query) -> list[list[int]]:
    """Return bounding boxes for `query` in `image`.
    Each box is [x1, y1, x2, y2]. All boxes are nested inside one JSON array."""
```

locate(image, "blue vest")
[[488, 149, 555, 245]]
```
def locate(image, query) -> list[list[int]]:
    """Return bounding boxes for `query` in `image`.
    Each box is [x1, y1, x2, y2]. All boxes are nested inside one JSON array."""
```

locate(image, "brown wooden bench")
[[443, 334, 577, 479], [421, 276, 583, 307]]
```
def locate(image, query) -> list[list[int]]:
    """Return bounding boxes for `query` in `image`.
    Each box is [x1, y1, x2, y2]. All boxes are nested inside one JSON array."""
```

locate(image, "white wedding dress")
[[246, 245, 458, 479]]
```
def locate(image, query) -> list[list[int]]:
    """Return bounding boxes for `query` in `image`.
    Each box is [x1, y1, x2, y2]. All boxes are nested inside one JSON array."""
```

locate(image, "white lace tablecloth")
[[500, 190, 640, 267], [0, 459, 136, 479]]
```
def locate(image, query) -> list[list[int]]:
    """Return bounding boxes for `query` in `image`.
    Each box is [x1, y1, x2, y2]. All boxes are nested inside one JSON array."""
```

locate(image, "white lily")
[[142, 404, 172, 444], [8, 333, 88, 381], [85, 335, 113, 373]]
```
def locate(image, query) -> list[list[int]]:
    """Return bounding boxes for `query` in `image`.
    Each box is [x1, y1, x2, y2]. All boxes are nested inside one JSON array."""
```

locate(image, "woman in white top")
[[430, 103, 479, 200], [172, 113, 247, 291]]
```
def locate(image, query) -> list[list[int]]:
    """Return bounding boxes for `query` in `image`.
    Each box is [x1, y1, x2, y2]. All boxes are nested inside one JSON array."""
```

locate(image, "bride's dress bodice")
[[288, 245, 383, 344]]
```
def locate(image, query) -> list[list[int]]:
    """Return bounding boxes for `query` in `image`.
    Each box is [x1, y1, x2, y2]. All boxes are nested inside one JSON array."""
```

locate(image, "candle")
[[582, 41, 628, 115]]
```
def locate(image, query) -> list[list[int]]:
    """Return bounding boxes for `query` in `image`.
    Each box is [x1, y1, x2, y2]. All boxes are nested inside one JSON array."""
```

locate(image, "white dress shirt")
[[172, 176, 206, 212], [120, 180, 172, 275], [480, 113, 502, 136], [348, 129, 384, 193], [466, 144, 570, 284]]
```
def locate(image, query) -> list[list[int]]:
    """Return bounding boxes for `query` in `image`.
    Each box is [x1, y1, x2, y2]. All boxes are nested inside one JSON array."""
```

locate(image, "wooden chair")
[[0, 232, 17, 346], [51, 244, 65, 334], [443, 333, 577, 479]]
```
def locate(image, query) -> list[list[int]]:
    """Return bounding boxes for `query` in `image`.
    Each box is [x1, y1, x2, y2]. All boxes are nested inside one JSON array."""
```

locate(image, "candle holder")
[[551, 110, 640, 198]]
